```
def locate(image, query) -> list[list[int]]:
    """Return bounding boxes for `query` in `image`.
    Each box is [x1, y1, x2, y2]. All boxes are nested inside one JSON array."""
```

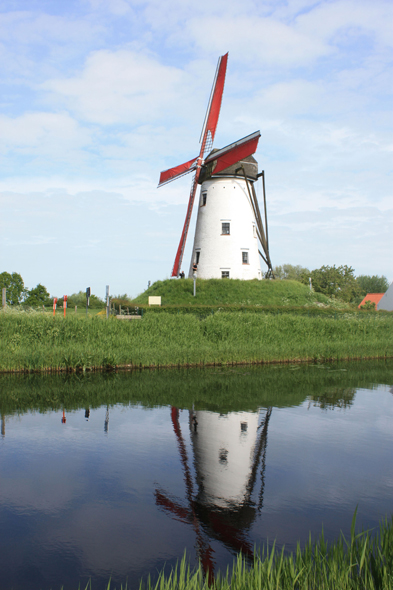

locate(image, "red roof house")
[[358, 293, 385, 309]]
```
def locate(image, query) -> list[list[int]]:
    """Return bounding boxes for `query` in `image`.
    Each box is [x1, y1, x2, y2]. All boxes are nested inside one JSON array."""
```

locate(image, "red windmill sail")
[[204, 131, 261, 175], [158, 157, 198, 187], [158, 53, 228, 277]]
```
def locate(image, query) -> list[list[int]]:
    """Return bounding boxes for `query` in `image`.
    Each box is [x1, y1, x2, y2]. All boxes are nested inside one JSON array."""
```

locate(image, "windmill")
[[158, 53, 273, 279], [155, 405, 272, 580]]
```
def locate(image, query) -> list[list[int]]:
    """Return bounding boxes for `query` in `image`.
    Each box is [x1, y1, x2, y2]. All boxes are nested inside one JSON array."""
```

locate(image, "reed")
[[0, 310, 392, 372], [76, 511, 393, 589]]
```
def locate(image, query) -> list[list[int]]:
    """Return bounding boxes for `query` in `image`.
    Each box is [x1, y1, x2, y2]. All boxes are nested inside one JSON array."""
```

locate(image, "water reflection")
[[308, 387, 356, 410], [156, 406, 272, 579], [0, 362, 391, 590]]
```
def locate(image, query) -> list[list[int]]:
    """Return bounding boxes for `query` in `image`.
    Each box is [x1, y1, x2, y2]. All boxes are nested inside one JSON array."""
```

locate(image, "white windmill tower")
[[155, 406, 272, 580], [158, 53, 273, 279]]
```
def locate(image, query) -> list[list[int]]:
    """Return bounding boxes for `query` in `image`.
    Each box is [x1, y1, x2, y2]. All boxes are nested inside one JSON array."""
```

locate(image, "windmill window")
[[219, 448, 228, 465], [201, 193, 207, 206], [241, 422, 248, 432], [221, 271, 230, 279], [242, 252, 249, 264], [196, 251, 200, 264], [221, 222, 230, 235]]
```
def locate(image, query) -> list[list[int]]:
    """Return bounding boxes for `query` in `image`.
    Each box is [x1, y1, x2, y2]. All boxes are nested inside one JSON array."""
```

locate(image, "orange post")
[[63, 295, 68, 318], [53, 297, 58, 317]]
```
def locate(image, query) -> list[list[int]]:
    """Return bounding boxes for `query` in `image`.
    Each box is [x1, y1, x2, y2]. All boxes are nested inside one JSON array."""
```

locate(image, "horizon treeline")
[[0, 265, 390, 308]]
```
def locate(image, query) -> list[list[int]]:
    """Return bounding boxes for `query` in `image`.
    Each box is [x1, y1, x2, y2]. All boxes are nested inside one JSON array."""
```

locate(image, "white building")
[[188, 155, 263, 280], [377, 282, 393, 311]]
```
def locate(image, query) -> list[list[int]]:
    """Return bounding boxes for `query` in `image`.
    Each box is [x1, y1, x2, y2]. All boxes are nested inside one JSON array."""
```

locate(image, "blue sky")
[[0, 0, 392, 299]]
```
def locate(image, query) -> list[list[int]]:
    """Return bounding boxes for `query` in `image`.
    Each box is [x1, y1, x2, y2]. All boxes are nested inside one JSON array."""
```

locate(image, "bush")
[[23, 284, 51, 307], [58, 291, 105, 310]]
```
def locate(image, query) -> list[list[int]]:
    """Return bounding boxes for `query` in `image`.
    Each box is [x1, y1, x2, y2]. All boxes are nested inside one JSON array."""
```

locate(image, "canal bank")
[[0, 311, 392, 373]]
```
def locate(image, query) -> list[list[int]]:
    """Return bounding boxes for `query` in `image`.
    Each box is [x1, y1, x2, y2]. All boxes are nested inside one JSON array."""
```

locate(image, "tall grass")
[[0, 309, 392, 372], [77, 511, 393, 589], [149, 513, 393, 590]]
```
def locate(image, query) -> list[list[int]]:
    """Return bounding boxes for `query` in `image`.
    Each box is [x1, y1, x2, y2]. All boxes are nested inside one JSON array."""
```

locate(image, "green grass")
[[31, 306, 102, 317], [131, 278, 336, 307], [77, 511, 393, 589], [0, 309, 392, 372]]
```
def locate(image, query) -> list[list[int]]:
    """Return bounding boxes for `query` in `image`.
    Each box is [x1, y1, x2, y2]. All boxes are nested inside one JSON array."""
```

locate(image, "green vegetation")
[[131, 278, 332, 307], [0, 309, 392, 373], [0, 271, 105, 311], [0, 271, 26, 304], [58, 290, 105, 310], [137, 513, 393, 590], [2, 269, 389, 311], [23, 283, 51, 306], [300, 265, 360, 303], [359, 300, 377, 311], [1, 359, 392, 417], [357, 275, 389, 296], [272, 265, 389, 302], [273, 263, 310, 281]]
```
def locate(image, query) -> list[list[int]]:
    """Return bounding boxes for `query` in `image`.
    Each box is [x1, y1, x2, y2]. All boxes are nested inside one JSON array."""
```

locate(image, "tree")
[[300, 265, 361, 303], [24, 284, 51, 307], [273, 264, 310, 281], [0, 272, 26, 305], [356, 275, 389, 296], [65, 291, 105, 309]]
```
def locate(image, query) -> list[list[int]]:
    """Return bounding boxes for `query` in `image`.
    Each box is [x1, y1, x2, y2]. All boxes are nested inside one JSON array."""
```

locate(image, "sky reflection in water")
[[0, 363, 392, 590]]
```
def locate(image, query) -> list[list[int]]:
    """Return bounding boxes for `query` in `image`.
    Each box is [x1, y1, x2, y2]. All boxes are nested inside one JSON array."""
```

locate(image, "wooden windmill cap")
[[199, 153, 258, 184]]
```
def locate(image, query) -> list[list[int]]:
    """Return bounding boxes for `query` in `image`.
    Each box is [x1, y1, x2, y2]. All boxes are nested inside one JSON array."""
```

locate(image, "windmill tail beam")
[[238, 166, 274, 277], [251, 180, 274, 274]]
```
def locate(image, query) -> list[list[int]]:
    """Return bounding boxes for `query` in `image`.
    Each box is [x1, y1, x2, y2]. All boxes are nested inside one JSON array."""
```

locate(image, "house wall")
[[377, 282, 393, 311]]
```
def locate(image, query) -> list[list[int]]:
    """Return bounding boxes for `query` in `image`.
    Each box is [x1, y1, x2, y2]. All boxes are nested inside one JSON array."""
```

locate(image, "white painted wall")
[[190, 410, 260, 508], [377, 282, 393, 311], [187, 177, 262, 280]]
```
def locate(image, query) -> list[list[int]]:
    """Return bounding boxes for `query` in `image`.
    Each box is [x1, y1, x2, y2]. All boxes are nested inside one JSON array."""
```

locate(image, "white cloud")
[[0, 112, 92, 154], [183, 15, 331, 66], [86, 0, 133, 16], [43, 50, 186, 125], [295, 0, 393, 48]]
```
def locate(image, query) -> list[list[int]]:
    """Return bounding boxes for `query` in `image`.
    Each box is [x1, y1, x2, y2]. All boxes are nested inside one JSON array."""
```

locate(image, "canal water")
[[0, 361, 392, 589]]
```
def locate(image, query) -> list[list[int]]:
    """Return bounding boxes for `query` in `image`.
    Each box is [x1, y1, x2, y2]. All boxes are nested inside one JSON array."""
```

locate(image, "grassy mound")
[[131, 279, 334, 307]]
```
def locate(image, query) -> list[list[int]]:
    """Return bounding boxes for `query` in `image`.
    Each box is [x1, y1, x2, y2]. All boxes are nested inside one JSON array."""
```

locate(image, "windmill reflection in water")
[[155, 405, 272, 582]]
